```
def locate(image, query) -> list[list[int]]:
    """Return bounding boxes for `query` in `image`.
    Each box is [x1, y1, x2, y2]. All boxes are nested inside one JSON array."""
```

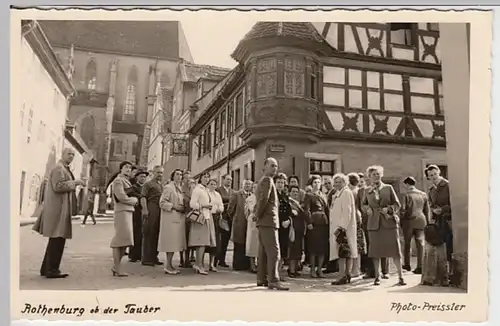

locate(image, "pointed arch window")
[[86, 59, 97, 90], [124, 66, 138, 121]]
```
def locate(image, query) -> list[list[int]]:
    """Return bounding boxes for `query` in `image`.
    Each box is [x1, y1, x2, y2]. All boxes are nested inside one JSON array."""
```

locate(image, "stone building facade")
[[39, 20, 194, 211], [188, 22, 447, 194], [17, 21, 77, 219]]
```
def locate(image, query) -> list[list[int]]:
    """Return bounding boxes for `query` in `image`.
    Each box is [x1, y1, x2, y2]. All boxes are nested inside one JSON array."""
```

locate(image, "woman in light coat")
[[207, 178, 224, 272], [329, 173, 358, 285], [245, 183, 259, 273], [158, 169, 186, 275], [110, 161, 138, 277], [189, 172, 217, 275]]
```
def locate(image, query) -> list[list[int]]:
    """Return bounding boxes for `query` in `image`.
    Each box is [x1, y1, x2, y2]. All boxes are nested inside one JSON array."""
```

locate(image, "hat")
[[135, 170, 148, 177], [403, 176, 416, 186]]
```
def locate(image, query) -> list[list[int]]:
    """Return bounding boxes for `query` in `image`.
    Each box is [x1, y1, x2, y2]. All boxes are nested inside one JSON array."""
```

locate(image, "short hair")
[[170, 169, 183, 181], [333, 173, 348, 184], [307, 174, 322, 186], [198, 172, 211, 183], [347, 172, 360, 186], [403, 176, 416, 186], [288, 185, 300, 193], [288, 175, 300, 184], [358, 172, 365, 179], [264, 157, 277, 166], [366, 165, 384, 177], [273, 172, 287, 183], [153, 165, 163, 171], [242, 179, 253, 186], [222, 174, 231, 180], [426, 165, 440, 173], [208, 178, 218, 185], [119, 161, 133, 170]]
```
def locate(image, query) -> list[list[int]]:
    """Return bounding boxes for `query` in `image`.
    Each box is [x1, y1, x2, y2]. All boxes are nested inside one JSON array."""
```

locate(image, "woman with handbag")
[[288, 185, 306, 277], [207, 179, 224, 272], [158, 169, 187, 275], [110, 161, 138, 277], [188, 172, 217, 275], [362, 165, 406, 286], [329, 173, 358, 285]]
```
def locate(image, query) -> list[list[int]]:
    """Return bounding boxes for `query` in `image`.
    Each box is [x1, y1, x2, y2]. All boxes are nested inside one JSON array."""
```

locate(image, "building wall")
[[108, 133, 139, 173], [17, 37, 69, 218]]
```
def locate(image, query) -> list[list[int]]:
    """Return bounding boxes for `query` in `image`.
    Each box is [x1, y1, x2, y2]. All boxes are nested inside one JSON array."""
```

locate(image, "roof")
[[179, 62, 231, 84], [231, 21, 333, 61], [38, 20, 183, 60]]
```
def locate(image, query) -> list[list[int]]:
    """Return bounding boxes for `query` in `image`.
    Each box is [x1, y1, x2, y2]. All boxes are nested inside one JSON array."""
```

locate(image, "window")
[[86, 59, 97, 90], [256, 57, 277, 98], [235, 93, 244, 128], [227, 103, 234, 133], [251, 160, 256, 182], [219, 110, 226, 141], [114, 139, 123, 156], [232, 168, 241, 190], [244, 164, 249, 180], [214, 116, 220, 145], [284, 57, 305, 97], [197, 134, 203, 158], [390, 23, 416, 47], [310, 62, 318, 100], [123, 66, 138, 121], [201, 125, 212, 156], [309, 159, 335, 176]]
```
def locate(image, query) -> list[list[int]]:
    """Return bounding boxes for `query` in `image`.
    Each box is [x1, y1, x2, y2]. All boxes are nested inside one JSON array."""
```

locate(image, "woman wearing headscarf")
[[110, 161, 138, 277]]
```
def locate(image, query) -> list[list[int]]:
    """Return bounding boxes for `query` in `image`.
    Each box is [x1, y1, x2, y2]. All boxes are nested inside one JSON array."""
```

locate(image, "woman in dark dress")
[[288, 185, 306, 277], [303, 175, 329, 278], [274, 173, 292, 272]]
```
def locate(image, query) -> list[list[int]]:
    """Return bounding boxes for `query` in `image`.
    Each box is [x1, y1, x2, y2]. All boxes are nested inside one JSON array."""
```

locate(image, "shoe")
[[373, 277, 381, 286], [155, 261, 163, 265], [287, 270, 297, 278], [422, 281, 433, 286], [402, 264, 411, 272], [257, 281, 268, 287], [412, 267, 422, 275], [218, 262, 229, 268], [164, 269, 180, 275], [141, 262, 155, 266], [382, 274, 389, 279], [398, 277, 407, 286], [316, 270, 326, 278], [111, 268, 128, 277], [129, 259, 138, 263], [209, 266, 218, 272], [331, 275, 351, 285], [45, 272, 69, 279], [268, 283, 289, 291], [194, 265, 208, 275]]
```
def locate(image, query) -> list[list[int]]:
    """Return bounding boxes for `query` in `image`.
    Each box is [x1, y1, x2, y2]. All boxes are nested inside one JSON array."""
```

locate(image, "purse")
[[424, 222, 445, 246], [187, 209, 205, 225], [288, 219, 295, 243]]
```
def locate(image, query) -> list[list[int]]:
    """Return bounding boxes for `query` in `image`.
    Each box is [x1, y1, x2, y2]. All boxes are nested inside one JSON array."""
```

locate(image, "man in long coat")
[[228, 179, 253, 271], [33, 148, 86, 278], [215, 174, 233, 267]]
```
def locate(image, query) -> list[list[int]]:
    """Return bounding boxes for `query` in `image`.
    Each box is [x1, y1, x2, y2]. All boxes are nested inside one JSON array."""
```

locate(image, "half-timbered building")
[[188, 22, 447, 193]]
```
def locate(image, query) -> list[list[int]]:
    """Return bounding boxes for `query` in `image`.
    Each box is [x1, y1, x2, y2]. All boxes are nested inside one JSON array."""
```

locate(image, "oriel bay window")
[[256, 57, 277, 98], [284, 56, 305, 97]]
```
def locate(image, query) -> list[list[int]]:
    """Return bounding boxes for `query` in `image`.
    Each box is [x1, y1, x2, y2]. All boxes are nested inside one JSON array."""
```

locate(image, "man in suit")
[[33, 148, 87, 278], [254, 158, 289, 291], [215, 174, 233, 267], [400, 176, 430, 274], [228, 179, 253, 271]]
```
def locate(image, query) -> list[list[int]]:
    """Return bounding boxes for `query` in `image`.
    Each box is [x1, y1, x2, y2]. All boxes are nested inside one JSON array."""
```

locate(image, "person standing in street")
[[81, 186, 98, 225], [254, 158, 289, 291], [400, 176, 430, 274], [215, 174, 233, 267], [228, 179, 253, 271], [180, 171, 195, 268], [140, 165, 164, 266], [128, 170, 148, 262], [33, 148, 87, 279]]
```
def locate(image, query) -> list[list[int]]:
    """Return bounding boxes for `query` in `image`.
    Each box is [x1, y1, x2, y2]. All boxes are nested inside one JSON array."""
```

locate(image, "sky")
[[179, 18, 259, 69]]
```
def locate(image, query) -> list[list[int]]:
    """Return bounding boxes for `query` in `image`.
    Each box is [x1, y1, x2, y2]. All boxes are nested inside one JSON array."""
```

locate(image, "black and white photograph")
[[11, 8, 491, 323]]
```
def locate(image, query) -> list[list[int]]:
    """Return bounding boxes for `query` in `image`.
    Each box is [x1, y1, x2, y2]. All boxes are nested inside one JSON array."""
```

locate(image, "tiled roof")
[[231, 21, 333, 62], [38, 20, 182, 59], [179, 62, 231, 83]]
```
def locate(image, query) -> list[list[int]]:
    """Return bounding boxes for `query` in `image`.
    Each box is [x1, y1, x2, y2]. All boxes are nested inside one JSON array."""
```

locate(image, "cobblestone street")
[[19, 219, 462, 293]]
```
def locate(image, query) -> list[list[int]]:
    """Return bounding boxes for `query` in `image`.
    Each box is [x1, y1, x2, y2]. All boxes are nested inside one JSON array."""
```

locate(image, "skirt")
[[278, 228, 289, 260], [368, 227, 402, 258], [110, 210, 134, 248], [422, 242, 449, 285], [158, 212, 187, 253], [189, 217, 216, 248], [307, 224, 329, 256], [288, 217, 305, 260]]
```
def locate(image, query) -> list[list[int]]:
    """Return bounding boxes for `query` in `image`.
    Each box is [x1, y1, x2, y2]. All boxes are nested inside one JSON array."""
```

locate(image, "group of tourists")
[[32, 147, 454, 292]]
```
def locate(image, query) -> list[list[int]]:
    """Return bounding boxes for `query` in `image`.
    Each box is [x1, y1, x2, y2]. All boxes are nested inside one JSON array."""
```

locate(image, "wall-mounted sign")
[[171, 134, 189, 156], [268, 144, 286, 153]]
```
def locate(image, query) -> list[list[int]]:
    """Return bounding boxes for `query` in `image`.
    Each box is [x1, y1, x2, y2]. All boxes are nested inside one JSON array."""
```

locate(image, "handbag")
[[288, 219, 295, 243], [187, 209, 205, 225], [424, 222, 445, 246]]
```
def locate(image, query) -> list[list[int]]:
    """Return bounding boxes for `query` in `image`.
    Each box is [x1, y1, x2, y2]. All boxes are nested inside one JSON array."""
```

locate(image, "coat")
[[228, 189, 249, 244], [362, 182, 401, 231], [254, 176, 280, 229], [216, 186, 233, 221], [329, 186, 358, 260], [245, 194, 259, 257], [33, 161, 77, 239], [401, 187, 430, 230], [158, 182, 186, 253]]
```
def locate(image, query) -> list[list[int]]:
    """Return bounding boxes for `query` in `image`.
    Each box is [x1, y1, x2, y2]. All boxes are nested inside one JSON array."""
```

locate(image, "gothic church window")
[[284, 57, 305, 97], [86, 59, 97, 90], [124, 66, 138, 121]]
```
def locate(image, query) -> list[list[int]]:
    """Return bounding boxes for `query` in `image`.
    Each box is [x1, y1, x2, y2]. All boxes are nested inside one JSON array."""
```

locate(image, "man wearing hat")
[[400, 176, 430, 274], [128, 169, 148, 262]]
